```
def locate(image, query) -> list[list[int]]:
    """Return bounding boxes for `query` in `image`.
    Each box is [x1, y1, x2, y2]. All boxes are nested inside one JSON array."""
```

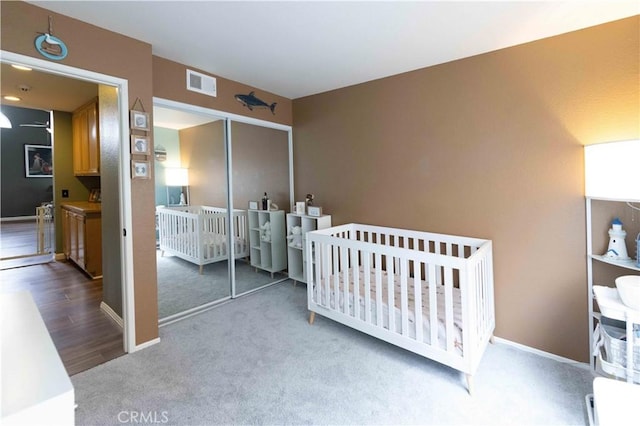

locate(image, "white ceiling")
[[26, 1, 639, 100]]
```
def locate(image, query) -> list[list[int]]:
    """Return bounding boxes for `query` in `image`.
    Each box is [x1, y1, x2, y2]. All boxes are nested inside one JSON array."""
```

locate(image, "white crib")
[[306, 223, 494, 394], [157, 205, 249, 274]]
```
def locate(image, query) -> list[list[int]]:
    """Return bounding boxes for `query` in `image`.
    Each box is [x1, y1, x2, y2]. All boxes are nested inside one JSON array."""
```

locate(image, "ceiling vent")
[[186, 69, 217, 97]]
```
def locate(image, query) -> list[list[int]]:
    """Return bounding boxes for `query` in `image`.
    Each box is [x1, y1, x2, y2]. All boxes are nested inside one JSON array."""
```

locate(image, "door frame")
[[1, 50, 136, 352]]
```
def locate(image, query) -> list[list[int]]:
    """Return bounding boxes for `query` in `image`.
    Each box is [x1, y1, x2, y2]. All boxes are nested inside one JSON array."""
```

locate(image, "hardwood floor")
[[0, 220, 38, 259], [0, 260, 125, 375]]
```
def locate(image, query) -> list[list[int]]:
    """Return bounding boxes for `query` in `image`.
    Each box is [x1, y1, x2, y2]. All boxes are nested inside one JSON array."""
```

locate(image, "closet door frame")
[[153, 98, 294, 303]]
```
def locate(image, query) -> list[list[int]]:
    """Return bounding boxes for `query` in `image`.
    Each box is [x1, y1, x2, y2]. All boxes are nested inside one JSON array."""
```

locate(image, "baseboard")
[[494, 337, 590, 370], [100, 301, 124, 328], [55, 253, 66, 261], [132, 337, 161, 352], [0, 215, 37, 222]]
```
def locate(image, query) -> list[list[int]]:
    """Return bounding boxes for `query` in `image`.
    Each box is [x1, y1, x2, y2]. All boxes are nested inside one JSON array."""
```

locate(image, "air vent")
[[186, 69, 217, 97]]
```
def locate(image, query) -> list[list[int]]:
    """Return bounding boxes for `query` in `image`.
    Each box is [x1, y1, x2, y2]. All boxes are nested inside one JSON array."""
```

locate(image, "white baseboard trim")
[[100, 302, 124, 328], [494, 337, 590, 370], [1, 215, 37, 222], [132, 337, 161, 352]]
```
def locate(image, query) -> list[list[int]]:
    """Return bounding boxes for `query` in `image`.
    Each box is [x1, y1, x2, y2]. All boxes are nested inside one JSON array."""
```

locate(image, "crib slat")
[[400, 257, 409, 337], [352, 247, 360, 320], [314, 240, 322, 304], [375, 252, 383, 327], [428, 263, 438, 346], [341, 245, 349, 315], [387, 254, 395, 332], [414, 261, 424, 343], [444, 266, 454, 352], [332, 245, 339, 310], [363, 253, 372, 323]]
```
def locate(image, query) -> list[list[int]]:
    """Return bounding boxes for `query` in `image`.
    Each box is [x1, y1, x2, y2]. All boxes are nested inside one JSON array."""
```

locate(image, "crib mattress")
[[314, 267, 463, 353]]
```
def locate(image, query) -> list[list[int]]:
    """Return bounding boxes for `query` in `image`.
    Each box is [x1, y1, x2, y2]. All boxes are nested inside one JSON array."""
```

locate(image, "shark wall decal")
[[234, 91, 277, 115]]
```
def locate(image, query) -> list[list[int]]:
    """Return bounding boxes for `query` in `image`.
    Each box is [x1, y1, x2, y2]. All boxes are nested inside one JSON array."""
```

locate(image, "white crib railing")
[[157, 206, 249, 274]]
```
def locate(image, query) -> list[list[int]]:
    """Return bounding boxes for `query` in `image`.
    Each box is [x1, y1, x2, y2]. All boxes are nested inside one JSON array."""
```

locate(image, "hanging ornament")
[[34, 16, 68, 61]]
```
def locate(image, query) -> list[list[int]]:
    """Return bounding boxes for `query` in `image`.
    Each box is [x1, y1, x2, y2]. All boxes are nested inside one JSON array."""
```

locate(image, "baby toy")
[[260, 221, 271, 242], [287, 226, 303, 248]]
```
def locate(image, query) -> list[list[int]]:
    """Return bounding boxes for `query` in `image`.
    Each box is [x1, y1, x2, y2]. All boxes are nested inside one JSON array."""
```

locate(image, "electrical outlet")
[[62, 189, 69, 198]]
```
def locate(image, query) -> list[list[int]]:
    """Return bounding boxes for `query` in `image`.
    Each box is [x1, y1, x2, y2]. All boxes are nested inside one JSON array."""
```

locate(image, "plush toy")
[[260, 221, 271, 242], [287, 226, 303, 248]]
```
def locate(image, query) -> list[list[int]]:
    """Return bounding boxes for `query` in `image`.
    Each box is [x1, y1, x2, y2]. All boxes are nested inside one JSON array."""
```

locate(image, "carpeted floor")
[[73, 281, 593, 425], [156, 252, 283, 318]]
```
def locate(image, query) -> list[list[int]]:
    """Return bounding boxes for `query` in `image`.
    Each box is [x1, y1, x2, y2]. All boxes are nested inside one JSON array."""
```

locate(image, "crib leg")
[[293, 280, 297, 287], [160, 250, 165, 257], [465, 374, 474, 396], [309, 311, 315, 325], [199, 265, 203, 275], [489, 335, 495, 344]]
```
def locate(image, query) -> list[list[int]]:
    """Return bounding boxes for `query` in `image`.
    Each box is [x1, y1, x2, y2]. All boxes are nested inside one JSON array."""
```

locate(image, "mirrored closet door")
[[229, 121, 291, 296], [154, 106, 231, 322]]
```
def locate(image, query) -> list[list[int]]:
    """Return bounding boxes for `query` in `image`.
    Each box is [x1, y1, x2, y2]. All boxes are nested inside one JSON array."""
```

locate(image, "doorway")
[[0, 105, 55, 270], [0, 50, 135, 355]]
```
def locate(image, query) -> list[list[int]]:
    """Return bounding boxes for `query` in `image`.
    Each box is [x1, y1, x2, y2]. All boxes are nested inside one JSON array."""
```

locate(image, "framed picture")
[[24, 144, 53, 177], [130, 135, 150, 155], [130, 110, 150, 131], [131, 160, 150, 179], [295, 201, 306, 214], [248, 201, 258, 210], [88, 188, 101, 203], [307, 206, 323, 217]]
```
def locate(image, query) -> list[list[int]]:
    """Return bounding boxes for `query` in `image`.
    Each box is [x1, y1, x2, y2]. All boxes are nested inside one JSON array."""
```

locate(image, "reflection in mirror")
[[231, 121, 290, 296], [154, 106, 231, 321]]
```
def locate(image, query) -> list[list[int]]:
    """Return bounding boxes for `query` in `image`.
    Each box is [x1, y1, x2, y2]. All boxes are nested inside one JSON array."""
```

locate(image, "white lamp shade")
[[585, 140, 640, 202], [165, 167, 189, 186]]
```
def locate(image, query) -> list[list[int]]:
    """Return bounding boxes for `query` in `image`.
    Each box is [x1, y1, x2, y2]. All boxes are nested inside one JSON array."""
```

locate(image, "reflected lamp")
[[165, 167, 189, 206]]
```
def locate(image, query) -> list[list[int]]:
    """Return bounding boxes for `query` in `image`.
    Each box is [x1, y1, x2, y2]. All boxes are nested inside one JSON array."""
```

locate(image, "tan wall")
[[292, 16, 639, 361], [2, 1, 158, 344], [153, 56, 293, 126]]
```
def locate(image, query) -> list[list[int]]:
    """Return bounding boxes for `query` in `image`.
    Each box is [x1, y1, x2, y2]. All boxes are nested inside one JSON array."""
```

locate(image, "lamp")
[[0, 111, 12, 128], [584, 140, 640, 202], [165, 167, 189, 206]]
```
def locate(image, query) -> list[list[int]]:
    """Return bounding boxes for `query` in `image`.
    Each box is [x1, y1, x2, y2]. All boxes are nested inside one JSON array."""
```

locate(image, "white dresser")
[[1, 291, 75, 425]]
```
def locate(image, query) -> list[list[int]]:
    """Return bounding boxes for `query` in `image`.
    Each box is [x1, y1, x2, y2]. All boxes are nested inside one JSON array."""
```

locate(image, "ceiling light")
[[3, 96, 21, 102], [11, 64, 32, 71], [0, 111, 12, 129]]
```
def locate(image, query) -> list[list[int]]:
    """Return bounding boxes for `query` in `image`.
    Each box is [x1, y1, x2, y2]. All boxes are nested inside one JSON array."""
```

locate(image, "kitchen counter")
[[60, 201, 101, 214]]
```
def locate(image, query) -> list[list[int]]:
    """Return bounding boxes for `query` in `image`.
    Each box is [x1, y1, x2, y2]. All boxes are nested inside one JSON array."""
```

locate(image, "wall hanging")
[[34, 16, 68, 61], [235, 91, 277, 115], [131, 135, 150, 155], [24, 144, 53, 177]]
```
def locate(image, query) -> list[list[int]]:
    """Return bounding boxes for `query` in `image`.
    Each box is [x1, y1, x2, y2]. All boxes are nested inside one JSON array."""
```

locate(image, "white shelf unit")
[[586, 196, 640, 384], [286, 213, 332, 284], [248, 209, 287, 278]]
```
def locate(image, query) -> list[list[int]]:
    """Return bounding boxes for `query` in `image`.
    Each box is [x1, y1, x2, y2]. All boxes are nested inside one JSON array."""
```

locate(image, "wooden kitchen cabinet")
[[61, 202, 102, 279], [72, 98, 100, 176]]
